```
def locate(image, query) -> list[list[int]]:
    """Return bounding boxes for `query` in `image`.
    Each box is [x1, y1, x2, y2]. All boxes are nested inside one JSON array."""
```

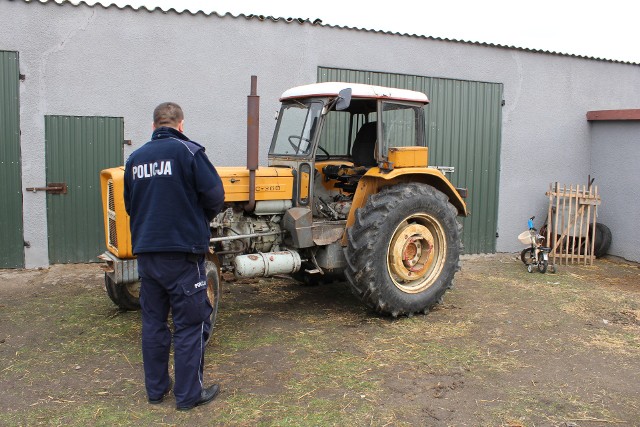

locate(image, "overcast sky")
[[71, 0, 640, 63]]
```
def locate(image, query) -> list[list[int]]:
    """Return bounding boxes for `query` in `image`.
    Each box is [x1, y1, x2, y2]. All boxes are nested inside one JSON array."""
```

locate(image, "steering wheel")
[[288, 135, 310, 153], [315, 145, 331, 160]]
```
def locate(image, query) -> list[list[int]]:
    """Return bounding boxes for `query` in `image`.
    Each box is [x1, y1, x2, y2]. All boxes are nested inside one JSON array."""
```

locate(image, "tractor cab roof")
[[280, 82, 429, 104]]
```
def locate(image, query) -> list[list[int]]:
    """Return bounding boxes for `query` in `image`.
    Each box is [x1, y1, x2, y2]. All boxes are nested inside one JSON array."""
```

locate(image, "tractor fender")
[[341, 167, 468, 246]]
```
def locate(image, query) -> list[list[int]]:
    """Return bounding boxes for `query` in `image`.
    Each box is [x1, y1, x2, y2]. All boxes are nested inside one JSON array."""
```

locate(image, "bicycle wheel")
[[520, 248, 535, 265], [537, 258, 548, 273]]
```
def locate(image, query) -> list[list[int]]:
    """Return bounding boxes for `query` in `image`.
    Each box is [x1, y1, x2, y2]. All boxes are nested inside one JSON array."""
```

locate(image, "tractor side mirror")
[[336, 88, 352, 111]]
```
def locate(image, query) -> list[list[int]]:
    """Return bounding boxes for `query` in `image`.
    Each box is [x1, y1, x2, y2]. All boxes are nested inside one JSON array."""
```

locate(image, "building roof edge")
[[17, 0, 640, 66]]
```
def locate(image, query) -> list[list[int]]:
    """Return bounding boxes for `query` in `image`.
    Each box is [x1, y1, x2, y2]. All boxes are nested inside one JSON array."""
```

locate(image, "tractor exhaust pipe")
[[245, 75, 259, 212]]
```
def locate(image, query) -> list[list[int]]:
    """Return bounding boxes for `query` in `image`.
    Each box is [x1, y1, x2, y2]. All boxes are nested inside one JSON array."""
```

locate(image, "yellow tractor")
[[100, 77, 468, 320]]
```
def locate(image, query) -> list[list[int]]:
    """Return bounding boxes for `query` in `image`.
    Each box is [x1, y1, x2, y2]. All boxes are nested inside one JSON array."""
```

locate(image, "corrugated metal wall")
[[318, 67, 503, 254], [45, 116, 123, 263], [0, 51, 24, 268]]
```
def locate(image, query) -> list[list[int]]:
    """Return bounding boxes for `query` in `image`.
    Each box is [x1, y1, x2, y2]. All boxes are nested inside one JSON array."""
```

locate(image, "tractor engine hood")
[[217, 166, 294, 202]]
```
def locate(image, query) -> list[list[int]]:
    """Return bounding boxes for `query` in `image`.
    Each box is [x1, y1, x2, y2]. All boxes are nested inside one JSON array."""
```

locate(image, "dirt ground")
[[0, 253, 639, 426]]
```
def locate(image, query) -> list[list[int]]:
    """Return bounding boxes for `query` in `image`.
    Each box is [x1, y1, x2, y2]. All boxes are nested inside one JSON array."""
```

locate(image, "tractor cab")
[[268, 82, 430, 214]]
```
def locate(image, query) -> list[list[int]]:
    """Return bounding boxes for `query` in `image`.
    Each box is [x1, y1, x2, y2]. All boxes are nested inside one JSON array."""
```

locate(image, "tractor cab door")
[[268, 100, 324, 207]]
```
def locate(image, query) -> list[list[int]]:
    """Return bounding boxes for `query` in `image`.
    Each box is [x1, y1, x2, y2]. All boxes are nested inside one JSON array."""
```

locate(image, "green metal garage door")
[[45, 116, 124, 263], [0, 51, 24, 268], [318, 67, 503, 254]]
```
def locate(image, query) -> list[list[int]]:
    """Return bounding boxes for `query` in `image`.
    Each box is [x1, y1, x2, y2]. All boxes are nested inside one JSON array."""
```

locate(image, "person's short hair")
[[153, 102, 184, 128]]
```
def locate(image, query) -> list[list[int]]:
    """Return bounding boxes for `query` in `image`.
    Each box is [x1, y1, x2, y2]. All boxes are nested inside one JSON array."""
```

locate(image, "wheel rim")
[[204, 261, 221, 345], [125, 282, 140, 299], [205, 262, 220, 324], [387, 214, 446, 294], [538, 260, 548, 273], [206, 265, 219, 310], [207, 280, 216, 308]]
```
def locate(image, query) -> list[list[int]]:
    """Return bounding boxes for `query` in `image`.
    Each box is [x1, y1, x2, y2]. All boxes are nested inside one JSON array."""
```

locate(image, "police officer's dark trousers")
[[137, 252, 212, 407]]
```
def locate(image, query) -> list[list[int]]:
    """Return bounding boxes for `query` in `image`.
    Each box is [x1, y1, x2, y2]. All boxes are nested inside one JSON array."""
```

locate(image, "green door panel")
[[0, 51, 24, 268], [45, 116, 123, 263]]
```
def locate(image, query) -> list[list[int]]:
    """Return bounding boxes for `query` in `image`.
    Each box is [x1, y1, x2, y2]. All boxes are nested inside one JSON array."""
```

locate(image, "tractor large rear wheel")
[[344, 183, 462, 316]]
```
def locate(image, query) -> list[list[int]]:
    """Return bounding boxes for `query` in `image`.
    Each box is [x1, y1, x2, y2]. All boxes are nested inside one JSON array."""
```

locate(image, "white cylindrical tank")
[[254, 200, 293, 215], [233, 250, 302, 278]]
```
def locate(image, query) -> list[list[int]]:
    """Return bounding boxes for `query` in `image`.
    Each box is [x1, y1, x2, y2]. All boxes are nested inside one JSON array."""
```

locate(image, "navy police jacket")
[[124, 127, 225, 254]]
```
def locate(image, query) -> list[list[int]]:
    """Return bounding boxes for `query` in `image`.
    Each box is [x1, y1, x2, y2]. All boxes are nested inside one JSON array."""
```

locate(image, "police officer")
[[124, 102, 225, 410]]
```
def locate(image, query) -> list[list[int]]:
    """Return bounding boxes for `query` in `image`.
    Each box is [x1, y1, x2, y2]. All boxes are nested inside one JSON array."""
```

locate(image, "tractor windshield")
[[270, 100, 323, 157]]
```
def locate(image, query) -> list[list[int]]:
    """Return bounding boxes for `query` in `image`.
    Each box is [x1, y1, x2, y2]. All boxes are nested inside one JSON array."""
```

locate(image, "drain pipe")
[[245, 75, 259, 213]]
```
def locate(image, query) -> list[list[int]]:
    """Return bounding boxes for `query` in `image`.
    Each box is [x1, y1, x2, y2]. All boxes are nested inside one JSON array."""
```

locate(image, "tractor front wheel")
[[104, 273, 141, 311], [344, 183, 462, 317], [104, 260, 220, 340], [204, 259, 221, 345]]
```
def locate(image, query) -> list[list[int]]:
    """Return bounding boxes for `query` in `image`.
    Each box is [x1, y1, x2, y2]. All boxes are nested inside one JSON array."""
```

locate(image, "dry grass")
[[1, 254, 639, 426]]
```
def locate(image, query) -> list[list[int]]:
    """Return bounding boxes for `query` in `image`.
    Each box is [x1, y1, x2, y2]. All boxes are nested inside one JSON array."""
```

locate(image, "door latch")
[[25, 182, 68, 194]]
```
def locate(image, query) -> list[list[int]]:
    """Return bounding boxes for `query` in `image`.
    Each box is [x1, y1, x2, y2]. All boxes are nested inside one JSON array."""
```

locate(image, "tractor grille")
[[107, 179, 118, 249]]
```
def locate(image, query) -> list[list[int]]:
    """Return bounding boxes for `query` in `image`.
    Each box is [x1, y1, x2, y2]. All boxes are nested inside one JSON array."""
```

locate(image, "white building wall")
[[1, 1, 639, 266]]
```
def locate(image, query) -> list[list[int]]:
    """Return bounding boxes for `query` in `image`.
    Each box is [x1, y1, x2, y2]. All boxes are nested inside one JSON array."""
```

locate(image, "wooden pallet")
[[545, 183, 601, 266]]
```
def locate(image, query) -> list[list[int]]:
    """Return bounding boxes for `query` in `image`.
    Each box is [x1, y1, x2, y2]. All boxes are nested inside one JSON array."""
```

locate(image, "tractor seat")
[[322, 165, 367, 194], [351, 121, 378, 167]]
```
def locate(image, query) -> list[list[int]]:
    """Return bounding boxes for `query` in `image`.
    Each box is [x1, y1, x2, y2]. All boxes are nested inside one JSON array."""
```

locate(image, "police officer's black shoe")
[[176, 384, 220, 411], [148, 377, 173, 404]]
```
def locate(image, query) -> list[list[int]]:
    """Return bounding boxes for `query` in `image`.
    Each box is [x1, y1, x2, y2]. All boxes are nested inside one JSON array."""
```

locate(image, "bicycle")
[[518, 216, 556, 274]]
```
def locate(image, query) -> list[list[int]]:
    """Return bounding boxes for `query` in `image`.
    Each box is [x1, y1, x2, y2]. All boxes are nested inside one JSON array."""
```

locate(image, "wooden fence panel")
[[546, 183, 601, 265]]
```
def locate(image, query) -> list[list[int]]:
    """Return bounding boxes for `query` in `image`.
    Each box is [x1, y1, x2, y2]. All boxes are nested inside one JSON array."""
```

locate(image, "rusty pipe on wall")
[[245, 75, 260, 212]]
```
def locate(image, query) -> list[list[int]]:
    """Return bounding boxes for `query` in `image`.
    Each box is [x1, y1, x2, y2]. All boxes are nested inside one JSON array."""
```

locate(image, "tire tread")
[[343, 183, 463, 316]]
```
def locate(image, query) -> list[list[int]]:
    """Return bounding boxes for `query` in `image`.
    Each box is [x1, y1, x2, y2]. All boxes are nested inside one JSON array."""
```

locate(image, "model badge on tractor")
[[99, 76, 468, 325]]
